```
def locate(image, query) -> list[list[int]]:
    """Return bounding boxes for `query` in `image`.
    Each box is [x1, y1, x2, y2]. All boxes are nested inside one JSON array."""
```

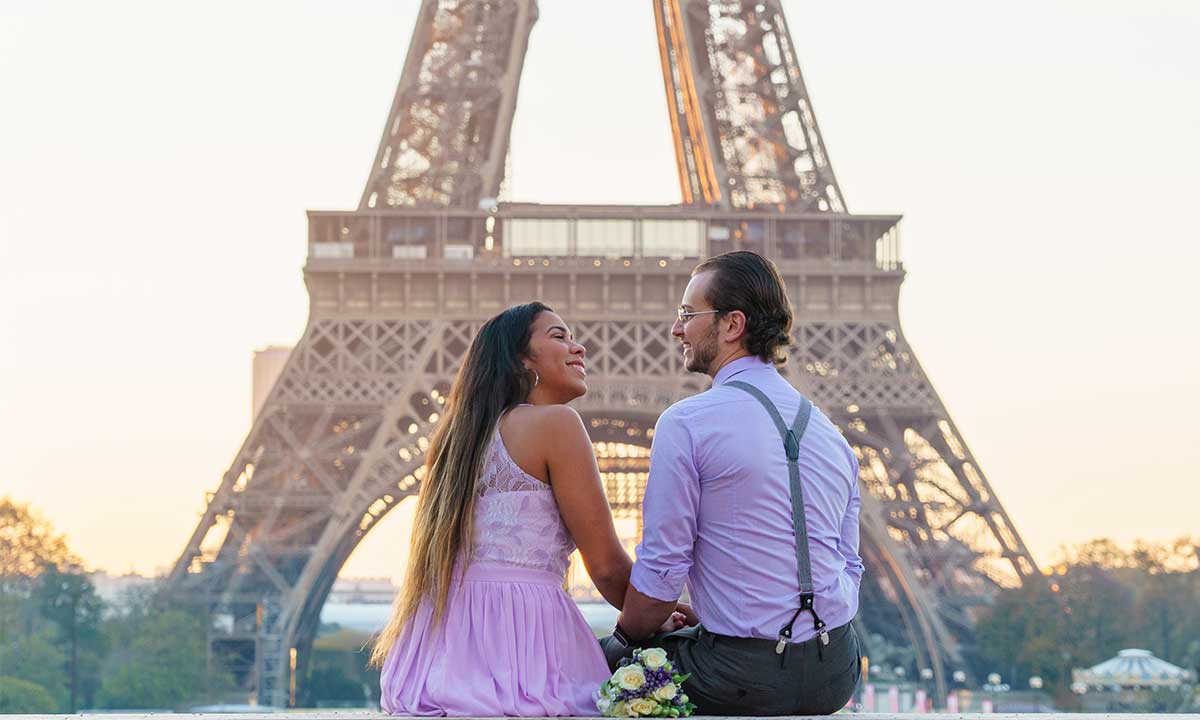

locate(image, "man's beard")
[[685, 323, 719, 374]]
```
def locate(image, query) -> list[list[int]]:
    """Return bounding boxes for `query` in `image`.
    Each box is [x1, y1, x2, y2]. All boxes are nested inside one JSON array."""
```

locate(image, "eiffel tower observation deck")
[[167, 0, 1039, 707]]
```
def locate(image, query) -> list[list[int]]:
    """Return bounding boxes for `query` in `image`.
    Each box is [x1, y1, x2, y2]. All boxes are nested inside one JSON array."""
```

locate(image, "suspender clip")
[[776, 607, 802, 655], [784, 429, 800, 461]]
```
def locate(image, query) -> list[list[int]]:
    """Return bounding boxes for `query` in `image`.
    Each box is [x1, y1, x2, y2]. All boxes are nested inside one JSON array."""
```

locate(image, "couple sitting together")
[[370, 251, 864, 716]]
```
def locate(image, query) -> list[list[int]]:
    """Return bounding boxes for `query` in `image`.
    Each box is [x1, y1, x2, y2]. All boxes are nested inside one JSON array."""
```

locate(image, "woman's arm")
[[538, 405, 633, 609]]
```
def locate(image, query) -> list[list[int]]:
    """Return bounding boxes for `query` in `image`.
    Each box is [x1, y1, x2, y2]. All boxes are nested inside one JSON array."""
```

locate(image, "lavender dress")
[[380, 424, 611, 716]]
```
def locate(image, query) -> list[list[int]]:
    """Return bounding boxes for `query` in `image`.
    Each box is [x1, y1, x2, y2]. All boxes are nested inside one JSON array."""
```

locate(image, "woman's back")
[[379, 410, 609, 716], [472, 418, 575, 576]]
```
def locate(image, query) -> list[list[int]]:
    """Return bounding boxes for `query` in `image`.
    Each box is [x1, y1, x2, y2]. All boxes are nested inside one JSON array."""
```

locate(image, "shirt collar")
[[713, 355, 771, 386]]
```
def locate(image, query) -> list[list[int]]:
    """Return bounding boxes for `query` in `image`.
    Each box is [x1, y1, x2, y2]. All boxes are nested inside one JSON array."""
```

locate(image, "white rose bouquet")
[[595, 648, 697, 717]]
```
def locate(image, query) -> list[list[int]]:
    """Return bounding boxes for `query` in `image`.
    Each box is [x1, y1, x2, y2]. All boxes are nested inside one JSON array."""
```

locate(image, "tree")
[[0, 496, 80, 680], [1128, 537, 1200, 668], [977, 535, 1200, 707], [98, 596, 233, 709], [302, 628, 379, 708], [976, 581, 1072, 689], [36, 566, 107, 711], [0, 632, 68, 709], [0, 676, 58, 714], [0, 497, 75, 578]]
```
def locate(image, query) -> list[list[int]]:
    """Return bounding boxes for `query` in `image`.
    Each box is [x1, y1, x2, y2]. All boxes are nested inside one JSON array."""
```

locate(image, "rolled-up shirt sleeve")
[[630, 408, 700, 602], [840, 454, 865, 586]]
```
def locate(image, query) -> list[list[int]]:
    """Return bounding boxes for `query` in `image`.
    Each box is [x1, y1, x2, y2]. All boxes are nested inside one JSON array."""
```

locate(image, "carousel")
[[1072, 648, 1195, 711]]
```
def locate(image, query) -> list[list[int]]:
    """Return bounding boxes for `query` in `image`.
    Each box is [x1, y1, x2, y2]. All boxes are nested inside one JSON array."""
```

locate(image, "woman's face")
[[524, 311, 587, 402]]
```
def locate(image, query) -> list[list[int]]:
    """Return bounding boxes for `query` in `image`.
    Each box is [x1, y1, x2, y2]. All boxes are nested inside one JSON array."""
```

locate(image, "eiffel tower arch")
[[167, 0, 1039, 706]]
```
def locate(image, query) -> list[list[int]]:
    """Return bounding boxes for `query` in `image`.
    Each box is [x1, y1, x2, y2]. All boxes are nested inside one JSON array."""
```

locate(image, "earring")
[[531, 369, 540, 388]]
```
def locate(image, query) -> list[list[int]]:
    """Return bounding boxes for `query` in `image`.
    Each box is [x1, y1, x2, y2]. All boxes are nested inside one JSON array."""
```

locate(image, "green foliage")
[[302, 629, 379, 707], [97, 602, 234, 710], [0, 495, 82, 696], [35, 566, 108, 711], [306, 650, 368, 704], [0, 676, 58, 714], [976, 535, 1200, 701], [0, 631, 68, 709], [0, 498, 237, 710], [976, 581, 1070, 687], [0, 497, 76, 578]]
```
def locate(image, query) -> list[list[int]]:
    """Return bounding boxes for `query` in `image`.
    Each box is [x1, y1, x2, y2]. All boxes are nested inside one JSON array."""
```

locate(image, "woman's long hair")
[[368, 302, 549, 667]]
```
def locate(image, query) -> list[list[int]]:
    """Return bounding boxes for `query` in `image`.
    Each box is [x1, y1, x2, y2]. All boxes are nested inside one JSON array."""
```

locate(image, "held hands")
[[658, 611, 687, 633], [657, 602, 700, 633], [674, 602, 700, 627]]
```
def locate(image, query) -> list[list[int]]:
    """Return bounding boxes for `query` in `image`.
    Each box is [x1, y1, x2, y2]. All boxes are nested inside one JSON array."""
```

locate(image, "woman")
[[372, 302, 682, 716]]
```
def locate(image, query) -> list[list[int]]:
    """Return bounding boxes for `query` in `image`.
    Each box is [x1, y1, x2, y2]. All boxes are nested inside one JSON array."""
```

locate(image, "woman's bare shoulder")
[[509, 403, 582, 425], [505, 404, 588, 446], [500, 405, 589, 481]]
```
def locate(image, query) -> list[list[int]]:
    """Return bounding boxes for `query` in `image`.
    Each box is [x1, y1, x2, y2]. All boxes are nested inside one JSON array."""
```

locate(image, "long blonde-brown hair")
[[369, 302, 549, 667]]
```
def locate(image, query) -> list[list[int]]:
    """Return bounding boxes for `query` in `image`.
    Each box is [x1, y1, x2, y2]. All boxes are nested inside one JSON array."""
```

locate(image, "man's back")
[[631, 355, 864, 642]]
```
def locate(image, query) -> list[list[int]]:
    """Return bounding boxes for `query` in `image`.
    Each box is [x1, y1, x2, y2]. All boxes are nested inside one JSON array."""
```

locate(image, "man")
[[604, 251, 864, 715]]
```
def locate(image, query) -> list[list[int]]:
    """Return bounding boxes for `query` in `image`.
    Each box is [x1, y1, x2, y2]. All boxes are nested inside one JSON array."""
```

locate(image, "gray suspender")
[[725, 380, 830, 653]]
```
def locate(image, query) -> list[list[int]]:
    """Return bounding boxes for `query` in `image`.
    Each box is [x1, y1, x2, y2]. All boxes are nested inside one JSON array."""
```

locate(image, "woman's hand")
[[658, 611, 687, 633]]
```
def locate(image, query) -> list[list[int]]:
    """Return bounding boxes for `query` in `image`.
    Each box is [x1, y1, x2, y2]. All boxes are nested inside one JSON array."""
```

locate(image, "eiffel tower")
[[167, 0, 1039, 707]]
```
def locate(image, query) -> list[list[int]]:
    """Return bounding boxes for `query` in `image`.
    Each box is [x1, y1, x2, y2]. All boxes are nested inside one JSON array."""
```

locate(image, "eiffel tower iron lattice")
[[167, 0, 1038, 706]]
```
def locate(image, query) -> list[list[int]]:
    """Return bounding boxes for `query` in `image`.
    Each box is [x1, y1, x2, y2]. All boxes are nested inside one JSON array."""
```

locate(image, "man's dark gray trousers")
[[600, 621, 861, 716]]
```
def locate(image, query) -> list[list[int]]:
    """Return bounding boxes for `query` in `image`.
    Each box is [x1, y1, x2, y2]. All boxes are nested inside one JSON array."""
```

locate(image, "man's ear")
[[722, 310, 748, 345]]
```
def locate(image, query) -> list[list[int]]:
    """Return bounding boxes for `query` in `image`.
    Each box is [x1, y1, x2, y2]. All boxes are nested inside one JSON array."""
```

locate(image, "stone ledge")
[[7, 714, 1200, 720]]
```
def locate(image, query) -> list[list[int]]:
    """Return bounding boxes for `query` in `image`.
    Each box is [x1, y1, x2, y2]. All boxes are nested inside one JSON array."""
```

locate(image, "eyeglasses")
[[676, 307, 723, 325]]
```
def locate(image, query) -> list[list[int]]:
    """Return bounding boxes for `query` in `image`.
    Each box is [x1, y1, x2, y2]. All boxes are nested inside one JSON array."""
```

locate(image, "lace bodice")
[[470, 424, 575, 577]]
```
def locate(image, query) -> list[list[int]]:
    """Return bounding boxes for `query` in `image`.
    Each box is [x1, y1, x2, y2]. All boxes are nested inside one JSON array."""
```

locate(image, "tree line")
[[0, 497, 232, 713], [974, 537, 1200, 708]]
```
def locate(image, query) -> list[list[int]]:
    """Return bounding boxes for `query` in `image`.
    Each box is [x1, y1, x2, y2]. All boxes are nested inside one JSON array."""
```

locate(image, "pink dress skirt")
[[379, 563, 610, 716]]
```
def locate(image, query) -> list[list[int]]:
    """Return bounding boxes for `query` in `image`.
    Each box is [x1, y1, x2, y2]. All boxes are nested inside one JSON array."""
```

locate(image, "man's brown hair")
[[692, 250, 794, 365]]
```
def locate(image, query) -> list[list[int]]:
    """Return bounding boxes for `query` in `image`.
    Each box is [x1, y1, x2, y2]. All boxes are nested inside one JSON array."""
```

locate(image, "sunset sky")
[[2, 0, 1198, 582]]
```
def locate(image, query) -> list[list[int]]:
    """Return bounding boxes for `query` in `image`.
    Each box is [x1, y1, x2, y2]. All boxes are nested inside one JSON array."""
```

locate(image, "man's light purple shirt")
[[630, 356, 864, 642]]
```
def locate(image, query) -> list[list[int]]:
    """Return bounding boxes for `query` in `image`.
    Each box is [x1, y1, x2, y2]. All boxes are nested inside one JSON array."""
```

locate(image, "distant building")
[[90, 571, 158, 611], [252, 346, 292, 421], [1074, 648, 1194, 691], [1072, 649, 1196, 712], [327, 576, 396, 604]]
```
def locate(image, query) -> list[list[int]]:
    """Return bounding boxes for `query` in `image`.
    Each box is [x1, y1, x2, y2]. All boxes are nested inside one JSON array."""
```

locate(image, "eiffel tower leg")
[[167, 317, 479, 704], [790, 319, 1039, 702], [359, 0, 537, 210], [275, 322, 473, 702]]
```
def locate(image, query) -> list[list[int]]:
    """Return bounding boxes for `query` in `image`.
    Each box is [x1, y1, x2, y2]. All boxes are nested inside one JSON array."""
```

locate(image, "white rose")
[[596, 696, 613, 715], [679, 694, 689, 704], [653, 682, 678, 702], [613, 664, 646, 691], [610, 701, 630, 717], [640, 647, 669, 669], [629, 698, 657, 716]]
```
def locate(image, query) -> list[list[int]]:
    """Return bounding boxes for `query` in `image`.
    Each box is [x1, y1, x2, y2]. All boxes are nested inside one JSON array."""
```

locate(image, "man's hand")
[[618, 585, 680, 641]]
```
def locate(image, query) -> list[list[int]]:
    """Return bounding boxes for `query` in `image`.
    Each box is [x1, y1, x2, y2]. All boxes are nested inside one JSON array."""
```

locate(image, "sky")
[[1, 0, 1198, 582]]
